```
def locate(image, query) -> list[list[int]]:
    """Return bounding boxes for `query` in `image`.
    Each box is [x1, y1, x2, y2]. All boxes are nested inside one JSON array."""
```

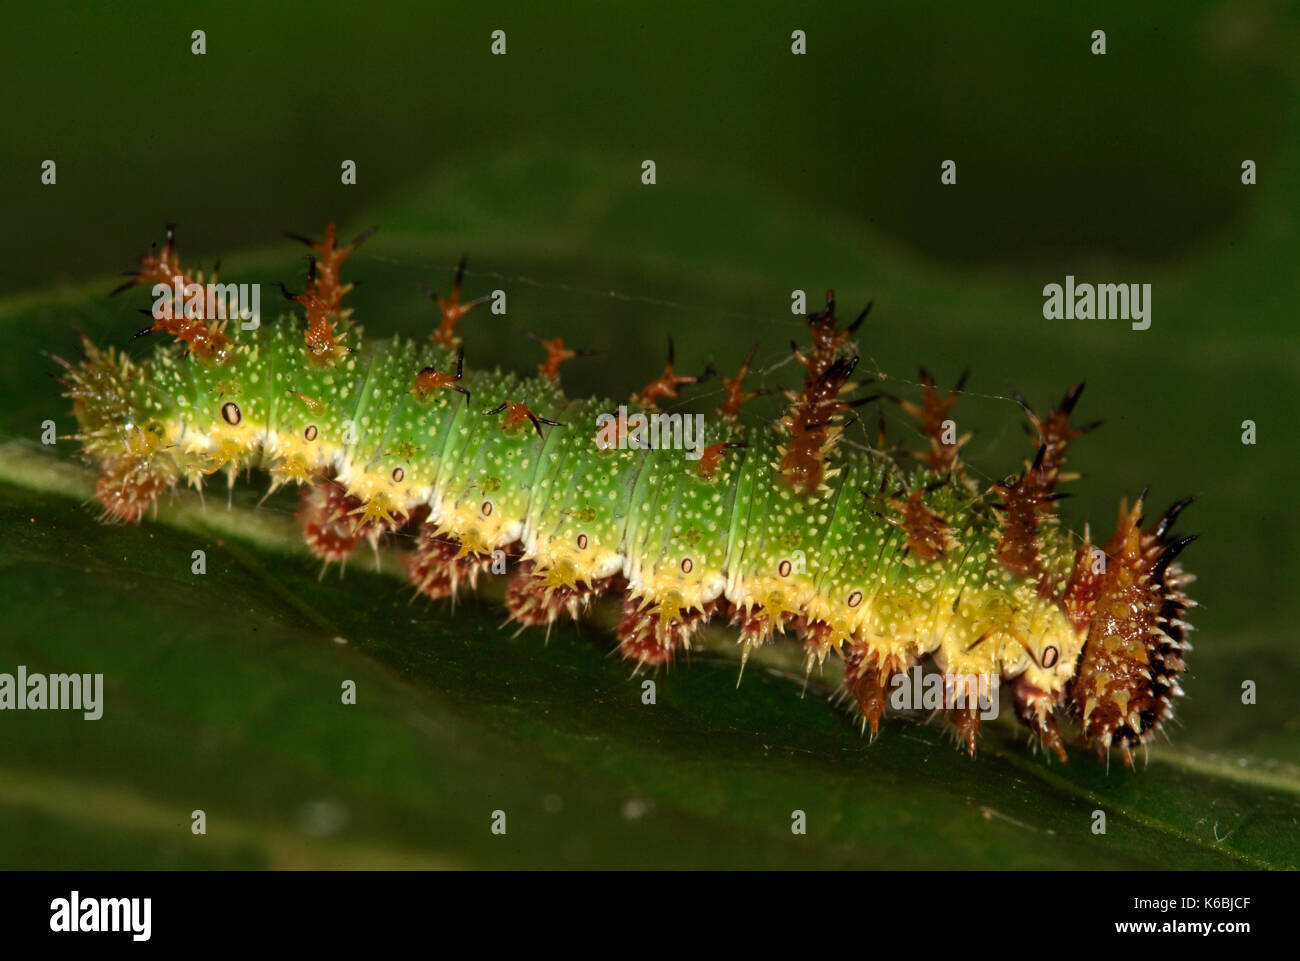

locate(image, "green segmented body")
[[104, 315, 1083, 690], [67, 252, 1198, 765]]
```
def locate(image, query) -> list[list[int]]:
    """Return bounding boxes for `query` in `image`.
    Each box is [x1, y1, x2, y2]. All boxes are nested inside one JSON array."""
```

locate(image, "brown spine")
[[995, 383, 1092, 580], [899, 367, 970, 476], [777, 292, 873, 496], [114, 226, 231, 362]]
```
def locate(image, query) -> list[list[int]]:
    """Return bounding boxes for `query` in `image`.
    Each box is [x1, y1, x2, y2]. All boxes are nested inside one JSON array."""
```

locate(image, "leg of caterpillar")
[[616, 598, 718, 668], [729, 603, 797, 674], [504, 561, 615, 634], [795, 617, 837, 675], [296, 482, 367, 564], [406, 524, 497, 601], [1011, 674, 1069, 762], [615, 596, 672, 667], [295, 479, 412, 567], [946, 708, 980, 758], [842, 643, 908, 738], [94, 455, 174, 523]]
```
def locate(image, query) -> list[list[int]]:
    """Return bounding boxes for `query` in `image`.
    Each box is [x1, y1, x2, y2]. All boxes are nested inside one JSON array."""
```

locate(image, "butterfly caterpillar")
[[57, 224, 1198, 766]]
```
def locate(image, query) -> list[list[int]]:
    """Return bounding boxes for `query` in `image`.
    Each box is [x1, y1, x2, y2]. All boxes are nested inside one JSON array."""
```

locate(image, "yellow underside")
[[156, 415, 1085, 695]]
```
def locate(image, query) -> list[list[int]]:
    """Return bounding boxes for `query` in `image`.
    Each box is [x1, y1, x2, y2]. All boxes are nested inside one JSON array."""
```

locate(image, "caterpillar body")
[[59, 225, 1198, 766]]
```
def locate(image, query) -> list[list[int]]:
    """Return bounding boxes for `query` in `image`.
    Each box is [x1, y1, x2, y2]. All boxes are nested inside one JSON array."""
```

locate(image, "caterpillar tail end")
[[1068, 495, 1196, 766]]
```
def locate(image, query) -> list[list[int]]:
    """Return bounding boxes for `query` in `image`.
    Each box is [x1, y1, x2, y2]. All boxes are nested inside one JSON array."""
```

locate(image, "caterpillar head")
[[1065, 496, 1197, 766], [57, 337, 176, 522]]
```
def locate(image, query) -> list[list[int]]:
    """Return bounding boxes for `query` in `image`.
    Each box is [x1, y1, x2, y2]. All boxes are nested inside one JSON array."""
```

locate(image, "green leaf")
[[1, 144, 1297, 869]]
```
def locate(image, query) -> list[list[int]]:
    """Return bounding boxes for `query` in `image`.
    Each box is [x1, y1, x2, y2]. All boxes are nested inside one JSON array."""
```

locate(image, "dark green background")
[[0, 2, 1296, 868]]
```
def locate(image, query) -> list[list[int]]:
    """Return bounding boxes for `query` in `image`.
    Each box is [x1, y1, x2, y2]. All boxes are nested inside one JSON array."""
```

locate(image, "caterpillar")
[[56, 223, 1198, 766]]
